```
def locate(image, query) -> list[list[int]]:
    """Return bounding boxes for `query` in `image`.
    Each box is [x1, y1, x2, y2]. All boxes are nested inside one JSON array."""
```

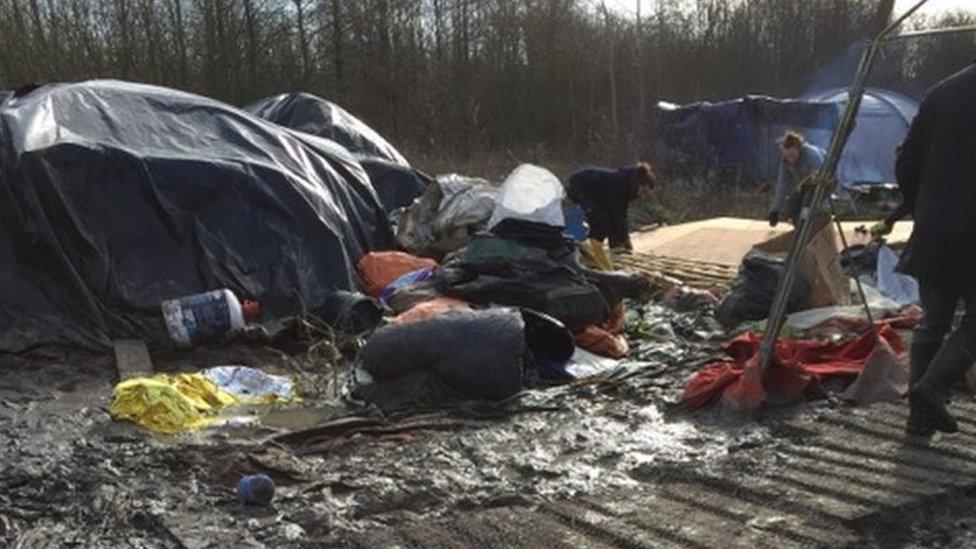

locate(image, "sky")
[[893, 0, 974, 16], [606, 0, 975, 18]]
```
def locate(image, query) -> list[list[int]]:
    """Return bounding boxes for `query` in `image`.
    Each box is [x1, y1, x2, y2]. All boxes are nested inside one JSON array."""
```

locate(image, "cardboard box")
[[752, 214, 852, 309]]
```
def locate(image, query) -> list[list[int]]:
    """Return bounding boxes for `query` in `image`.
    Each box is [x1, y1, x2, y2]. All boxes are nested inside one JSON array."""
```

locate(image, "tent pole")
[[828, 196, 875, 326], [757, 0, 929, 385], [883, 25, 976, 41]]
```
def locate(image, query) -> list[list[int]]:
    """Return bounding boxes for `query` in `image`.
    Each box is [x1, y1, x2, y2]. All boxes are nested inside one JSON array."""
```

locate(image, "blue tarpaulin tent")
[[801, 87, 918, 185], [653, 88, 918, 187], [653, 96, 839, 185]]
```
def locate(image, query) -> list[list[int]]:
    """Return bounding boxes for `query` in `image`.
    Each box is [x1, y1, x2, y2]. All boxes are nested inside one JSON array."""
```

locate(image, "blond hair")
[[634, 161, 655, 186]]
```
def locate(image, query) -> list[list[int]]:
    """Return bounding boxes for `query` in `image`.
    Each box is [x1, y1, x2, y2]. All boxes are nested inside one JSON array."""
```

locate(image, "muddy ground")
[[1, 305, 973, 548]]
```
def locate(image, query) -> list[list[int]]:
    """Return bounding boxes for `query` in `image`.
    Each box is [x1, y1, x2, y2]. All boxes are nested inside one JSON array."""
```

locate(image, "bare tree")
[[293, 0, 311, 83], [0, 0, 971, 161]]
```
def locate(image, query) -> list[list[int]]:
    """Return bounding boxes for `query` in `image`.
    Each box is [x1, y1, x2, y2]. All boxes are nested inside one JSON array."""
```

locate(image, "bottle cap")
[[241, 299, 262, 320]]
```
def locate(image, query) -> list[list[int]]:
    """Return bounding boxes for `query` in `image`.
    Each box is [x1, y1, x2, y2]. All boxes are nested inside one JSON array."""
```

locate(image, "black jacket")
[[567, 166, 641, 246], [896, 63, 975, 284]]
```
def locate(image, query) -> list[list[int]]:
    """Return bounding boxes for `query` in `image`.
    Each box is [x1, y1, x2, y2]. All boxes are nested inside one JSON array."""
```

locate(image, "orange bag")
[[392, 297, 471, 324], [574, 325, 629, 359], [357, 252, 438, 297]]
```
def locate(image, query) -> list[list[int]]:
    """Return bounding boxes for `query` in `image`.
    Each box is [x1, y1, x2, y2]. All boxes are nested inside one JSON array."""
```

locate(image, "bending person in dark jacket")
[[567, 163, 655, 252], [898, 62, 976, 437]]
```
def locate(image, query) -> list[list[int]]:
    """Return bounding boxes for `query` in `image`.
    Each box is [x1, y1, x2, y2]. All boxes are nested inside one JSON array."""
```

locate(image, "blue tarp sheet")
[[653, 88, 918, 186], [802, 88, 918, 185]]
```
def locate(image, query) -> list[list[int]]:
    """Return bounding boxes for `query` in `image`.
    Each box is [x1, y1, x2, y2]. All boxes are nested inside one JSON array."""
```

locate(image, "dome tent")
[[802, 87, 918, 186], [247, 93, 427, 215], [0, 80, 394, 352], [246, 92, 410, 167], [355, 155, 432, 214], [651, 88, 918, 188], [652, 96, 840, 184]]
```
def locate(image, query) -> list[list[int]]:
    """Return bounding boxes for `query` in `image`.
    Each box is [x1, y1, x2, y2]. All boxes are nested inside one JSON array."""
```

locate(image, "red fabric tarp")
[[683, 324, 906, 414]]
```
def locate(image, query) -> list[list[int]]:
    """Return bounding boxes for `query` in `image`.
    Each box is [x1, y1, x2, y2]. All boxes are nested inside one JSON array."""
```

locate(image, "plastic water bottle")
[[564, 203, 589, 242], [161, 289, 261, 347]]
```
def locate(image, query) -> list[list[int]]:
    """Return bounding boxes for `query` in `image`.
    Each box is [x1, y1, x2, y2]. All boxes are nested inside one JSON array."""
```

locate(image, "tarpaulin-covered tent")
[[653, 96, 840, 185], [0, 80, 394, 352], [801, 87, 917, 185], [652, 89, 919, 186], [246, 92, 410, 167], [356, 155, 431, 214]]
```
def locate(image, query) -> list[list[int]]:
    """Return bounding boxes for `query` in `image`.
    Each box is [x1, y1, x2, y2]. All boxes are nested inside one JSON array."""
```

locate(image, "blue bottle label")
[[179, 292, 232, 343]]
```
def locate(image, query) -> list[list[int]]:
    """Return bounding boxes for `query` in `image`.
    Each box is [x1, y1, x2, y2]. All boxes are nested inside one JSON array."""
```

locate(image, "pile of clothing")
[[351, 165, 653, 407]]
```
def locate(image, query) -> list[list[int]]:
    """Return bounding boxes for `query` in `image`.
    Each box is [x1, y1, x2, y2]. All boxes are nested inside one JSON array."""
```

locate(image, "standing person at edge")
[[895, 62, 975, 437], [566, 163, 655, 253], [768, 131, 826, 227]]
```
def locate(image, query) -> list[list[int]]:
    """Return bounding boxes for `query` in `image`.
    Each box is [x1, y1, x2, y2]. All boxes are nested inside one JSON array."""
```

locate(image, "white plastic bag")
[[488, 164, 565, 229], [434, 174, 498, 234], [876, 244, 919, 306], [202, 366, 295, 402], [395, 173, 498, 258]]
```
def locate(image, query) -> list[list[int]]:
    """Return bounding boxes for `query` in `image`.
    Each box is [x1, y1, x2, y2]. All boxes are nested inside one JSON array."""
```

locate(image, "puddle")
[[258, 405, 348, 431]]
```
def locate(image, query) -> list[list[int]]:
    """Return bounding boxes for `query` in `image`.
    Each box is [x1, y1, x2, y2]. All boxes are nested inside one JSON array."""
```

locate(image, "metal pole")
[[883, 25, 976, 41], [828, 196, 875, 326], [879, 0, 931, 37], [758, 0, 930, 377]]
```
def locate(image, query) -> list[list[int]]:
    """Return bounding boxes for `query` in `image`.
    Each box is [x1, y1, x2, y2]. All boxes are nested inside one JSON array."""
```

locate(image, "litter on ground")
[[1, 52, 972, 546]]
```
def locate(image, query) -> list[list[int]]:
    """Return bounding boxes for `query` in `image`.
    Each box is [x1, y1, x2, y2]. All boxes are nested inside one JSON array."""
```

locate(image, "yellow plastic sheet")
[[579, 238, 614, 271], [109, 374, 237, 435]]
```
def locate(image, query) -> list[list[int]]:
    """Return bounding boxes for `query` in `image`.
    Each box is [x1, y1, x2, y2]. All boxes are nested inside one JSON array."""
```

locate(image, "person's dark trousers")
[[572, 197, 631, 250], [606, 211, 632, 250], [911, 279, 975, 387], [908, 277, 976, 434]]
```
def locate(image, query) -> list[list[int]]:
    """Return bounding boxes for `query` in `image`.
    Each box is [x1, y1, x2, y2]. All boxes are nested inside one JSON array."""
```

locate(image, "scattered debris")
[[0, 78, 966, 548], [109, 366, 297, 434]]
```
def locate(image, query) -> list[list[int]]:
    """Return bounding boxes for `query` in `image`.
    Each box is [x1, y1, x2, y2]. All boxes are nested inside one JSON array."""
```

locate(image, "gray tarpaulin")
[[0, 80, 394, 352]]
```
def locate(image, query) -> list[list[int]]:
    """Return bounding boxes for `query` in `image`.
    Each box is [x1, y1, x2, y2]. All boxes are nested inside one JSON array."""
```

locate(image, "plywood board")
[[631, 217, 912, 267]]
